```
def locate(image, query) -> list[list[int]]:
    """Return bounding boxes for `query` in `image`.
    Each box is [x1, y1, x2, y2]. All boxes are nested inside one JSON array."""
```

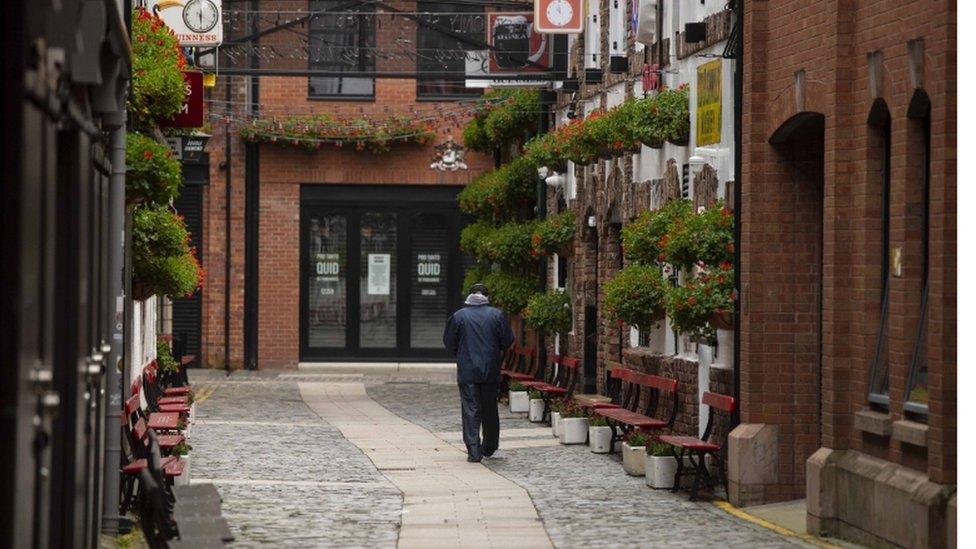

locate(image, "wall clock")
[[183, 0, 219, 33], [534, 0, 584, 33]]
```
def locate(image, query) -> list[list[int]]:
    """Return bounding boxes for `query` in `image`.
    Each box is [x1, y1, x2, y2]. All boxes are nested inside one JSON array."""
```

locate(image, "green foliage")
[[483, 270, 537, 316], [666, 264, 735, 338], [522, 290, 572, 334], [522, 132, 564, 171], [171, 441, 193, 456], [458, 156, 537, 222], [463, 89, 540, 153], [628, 86, 691, 147], [645, 441, 672, 456], [462, 264, 491, 297], [157, 338, 179, 373], [621, 199, 692, 265], [132, 206, 203, 299], [663, 201, 734, 270], [130, 9, 187, 128], [528, 388, 544, 400], [126, 132, 182, 206], [560, 398, 586, 418], [531, 210, 576, 256], [588, 413, 609, 426], [461, 221, 539, 268], [459, 221, 494, 260], [627, 431, 650, 447], [509, 381, 527, 392], [602, 264, 669, 331], [240, 113, 436, 153]]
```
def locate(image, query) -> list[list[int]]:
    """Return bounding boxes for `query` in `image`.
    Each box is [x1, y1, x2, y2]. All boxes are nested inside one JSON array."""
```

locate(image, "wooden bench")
[[499, 344, 539, 398], [658, 391, 736, 501], [120, 414, 186, 514], [575, 361, 628, 411], [593, 368, 679, 452], [523, 354, 581, 421]]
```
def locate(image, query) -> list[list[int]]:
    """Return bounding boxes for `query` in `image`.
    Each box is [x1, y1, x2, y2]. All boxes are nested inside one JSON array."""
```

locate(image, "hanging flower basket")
[[667, 129, 690, 146], [132, 281, 154, 302], [603, 264, 670, 332], [709, 311, 734, 331]]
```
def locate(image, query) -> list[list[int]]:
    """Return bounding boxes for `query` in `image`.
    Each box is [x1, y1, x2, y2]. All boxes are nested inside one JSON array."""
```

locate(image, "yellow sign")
[[696, 60, 722, 146]]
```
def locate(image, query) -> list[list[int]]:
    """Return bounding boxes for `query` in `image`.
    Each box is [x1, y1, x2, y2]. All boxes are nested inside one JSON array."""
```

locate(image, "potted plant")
[[662, 202, 734, 271], [125, 132, 182, 206], [622, 431, 649, 476], [629, 96, 665, 149], [509, 381, 530, 413], [528, 389, 546, 422], [530, 210, 576, 257], [655, 85, 691, 146], [522, 290, 572, 335], [602, 264, 670, 332], [171, 440, 193, 486], [131, 206, 204, 300], [644, 441, 692, 489], [482, 270, 538, 317], [666, 264, 735, 341], [130, 8, 187, 129], [588, 414, 613, 454], [621, 199, 693, 265], [558, 399, 588, 445]]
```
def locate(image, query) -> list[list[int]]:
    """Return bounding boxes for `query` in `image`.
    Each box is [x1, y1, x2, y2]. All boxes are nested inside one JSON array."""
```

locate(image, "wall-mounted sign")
[[466, 12, 553, 88], [367, 254, 391, 296], [416, 254, 442, 284], [158, 71, 203, 128], [534, 0, 584, 34], [696, 60, 722, 146], [148, 0, 222, 47]]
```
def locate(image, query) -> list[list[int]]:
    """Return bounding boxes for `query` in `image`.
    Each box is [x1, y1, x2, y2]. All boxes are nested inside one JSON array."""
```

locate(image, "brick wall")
[[741, 0, 956, 498]]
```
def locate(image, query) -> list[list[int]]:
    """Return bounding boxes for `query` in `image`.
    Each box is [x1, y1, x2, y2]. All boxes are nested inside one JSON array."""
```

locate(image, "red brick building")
[[200, 2, 495, 369], [729, 1, 956, 546]]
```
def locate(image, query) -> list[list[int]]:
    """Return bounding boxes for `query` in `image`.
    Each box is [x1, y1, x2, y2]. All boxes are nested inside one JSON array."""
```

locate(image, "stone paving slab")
[[299, 381, 553, 549]]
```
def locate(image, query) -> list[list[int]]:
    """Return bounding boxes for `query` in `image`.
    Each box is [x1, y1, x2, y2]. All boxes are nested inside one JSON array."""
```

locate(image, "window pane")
[[309, 0, 375, 98], [360, 212, 397, 347], [308, 215, 347, 347], [416, 2, 483, 98], [411, 214, 450, 348]]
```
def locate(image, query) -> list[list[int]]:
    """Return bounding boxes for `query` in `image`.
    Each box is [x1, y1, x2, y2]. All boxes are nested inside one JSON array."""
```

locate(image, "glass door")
[[307, 213, 347, 349], [359, 211, 398, 348], [410, 213, 450, 348]]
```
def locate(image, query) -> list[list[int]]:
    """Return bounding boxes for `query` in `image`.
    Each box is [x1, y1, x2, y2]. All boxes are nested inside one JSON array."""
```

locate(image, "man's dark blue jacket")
[[443, 298, 515, 384]]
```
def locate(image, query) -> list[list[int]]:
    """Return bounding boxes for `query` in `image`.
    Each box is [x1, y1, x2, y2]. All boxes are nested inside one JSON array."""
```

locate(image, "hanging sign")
[[466, 12, 553, 87], [534, 0, 584, 34], [147, 0, 223, 47], [696, 60, 722, 146], [158, 71, 204, 128], [367, 254, 391, 296]]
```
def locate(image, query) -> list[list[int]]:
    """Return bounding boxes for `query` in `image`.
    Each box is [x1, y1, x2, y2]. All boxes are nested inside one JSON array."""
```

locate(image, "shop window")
[[867, 99, 892, 405], [308, 0, 375, 99], [905, 90, 932, 415], [416, 2, 483, 99]]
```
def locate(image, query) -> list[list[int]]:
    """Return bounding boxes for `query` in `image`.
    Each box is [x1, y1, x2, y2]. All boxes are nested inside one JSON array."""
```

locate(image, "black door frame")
[[299, 184, 464, 361]]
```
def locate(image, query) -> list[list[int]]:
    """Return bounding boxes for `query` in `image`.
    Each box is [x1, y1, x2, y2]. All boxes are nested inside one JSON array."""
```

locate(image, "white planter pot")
[[559, 417, 588, 444], [622, 443, 646, 476], [712, 328, 734, 369], [589, 425, 613, 453], [645, 454, 694, 489], [529, 398, 545, 422], [509, 391, 529, 413], [551, 412, 562, 437], [174, 453, 191, 486]]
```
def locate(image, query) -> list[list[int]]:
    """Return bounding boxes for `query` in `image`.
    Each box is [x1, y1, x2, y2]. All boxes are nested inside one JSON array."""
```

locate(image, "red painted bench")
[[523, 354, 581, 421], [659, 391, 736, 501], [593, 368, 679, 452], [576, 361, 629, 411], [500, 344, 539, 399]]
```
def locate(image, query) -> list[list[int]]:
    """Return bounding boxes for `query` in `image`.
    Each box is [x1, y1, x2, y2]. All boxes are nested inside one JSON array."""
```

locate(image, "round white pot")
[[551, 412, 562, 437], [712, 328, 734, 369], [559, 417, 588, 444], [622, 442, 646, 476], [528, 398, 545, 422], [645, 454, 694, 489], [589, 425, 613, 453], [509, 391, 530, 413], [173, 453, 191, 487]]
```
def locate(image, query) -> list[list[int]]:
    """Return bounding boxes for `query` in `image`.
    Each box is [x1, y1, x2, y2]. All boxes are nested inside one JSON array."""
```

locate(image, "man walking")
[[443, 283, 515, 462]]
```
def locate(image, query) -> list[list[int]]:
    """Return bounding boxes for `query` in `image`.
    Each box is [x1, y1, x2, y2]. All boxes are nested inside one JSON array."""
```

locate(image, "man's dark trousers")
[[458, 382, 499, 459]]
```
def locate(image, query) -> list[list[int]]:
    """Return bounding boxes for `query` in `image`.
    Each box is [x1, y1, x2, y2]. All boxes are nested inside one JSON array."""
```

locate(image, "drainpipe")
[[101, 115, 127, 535], [224, 79, 232, 375], [732, 0, 744, 428]]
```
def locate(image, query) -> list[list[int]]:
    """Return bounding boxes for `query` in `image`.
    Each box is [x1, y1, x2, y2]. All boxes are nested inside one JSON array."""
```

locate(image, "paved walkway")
[[300, 381, 551, 548], [189, 369, 817, 548]]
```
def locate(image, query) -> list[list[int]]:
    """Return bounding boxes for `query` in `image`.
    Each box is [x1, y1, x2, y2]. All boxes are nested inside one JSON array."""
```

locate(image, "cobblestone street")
[[188, 368, 815, 548]]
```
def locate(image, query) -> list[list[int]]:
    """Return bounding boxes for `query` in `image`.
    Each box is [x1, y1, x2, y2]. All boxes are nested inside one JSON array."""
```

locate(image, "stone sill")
[[892, 419, 928, 447], [853, 409, 892, 437]]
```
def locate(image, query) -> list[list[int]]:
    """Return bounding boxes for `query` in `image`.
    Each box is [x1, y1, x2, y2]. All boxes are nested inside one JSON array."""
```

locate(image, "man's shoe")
[[467, 454, 482, 463]]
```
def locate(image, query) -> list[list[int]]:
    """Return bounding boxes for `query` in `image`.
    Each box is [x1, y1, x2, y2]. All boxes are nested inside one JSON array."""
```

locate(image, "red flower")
[[687, 296, 697, 305], [726, 242, 735, 252], [143, 150, 153, 160], [719, 260, 733, 271], [657, 253, 666, 262]]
